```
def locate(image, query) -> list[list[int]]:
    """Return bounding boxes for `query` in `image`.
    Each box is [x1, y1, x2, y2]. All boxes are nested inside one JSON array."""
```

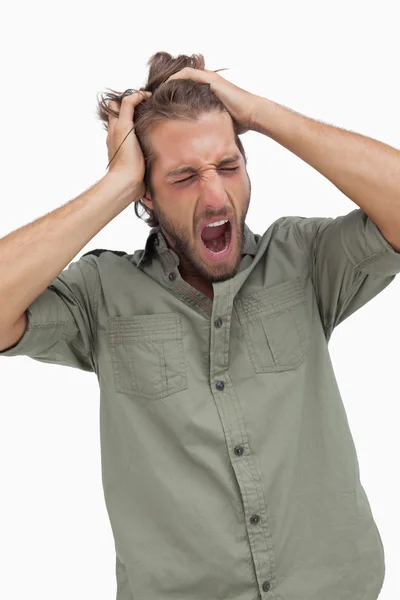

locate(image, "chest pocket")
[[108, 313, 188, 401], [234, 277, 311, 373]]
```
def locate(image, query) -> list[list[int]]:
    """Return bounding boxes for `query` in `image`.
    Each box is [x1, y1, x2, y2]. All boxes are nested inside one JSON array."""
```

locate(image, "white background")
[[0, 0, 399, 598]]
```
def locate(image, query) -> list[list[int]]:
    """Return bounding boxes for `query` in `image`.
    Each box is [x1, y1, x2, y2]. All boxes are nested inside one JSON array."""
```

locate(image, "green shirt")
[[2, 208, 400, 600]]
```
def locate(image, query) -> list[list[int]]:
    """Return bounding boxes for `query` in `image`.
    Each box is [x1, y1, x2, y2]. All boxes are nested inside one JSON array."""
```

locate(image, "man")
[[1, 53, 400, 600]]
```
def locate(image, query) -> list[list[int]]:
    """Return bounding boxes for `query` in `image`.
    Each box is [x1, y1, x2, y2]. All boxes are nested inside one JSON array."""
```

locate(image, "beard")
[[152, 189, 250, 283]]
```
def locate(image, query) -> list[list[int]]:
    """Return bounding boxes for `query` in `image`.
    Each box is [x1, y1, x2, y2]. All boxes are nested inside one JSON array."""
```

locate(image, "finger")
[[118, 90, 152, 128], [166, 67, 190, 83], [166, 67, 210, 84], [106, 99, 119, 137]]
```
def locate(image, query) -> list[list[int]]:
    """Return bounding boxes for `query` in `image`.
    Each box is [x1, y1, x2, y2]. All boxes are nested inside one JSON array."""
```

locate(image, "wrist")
[[103, 171, 143, 204], [252, 97, 277, 136]]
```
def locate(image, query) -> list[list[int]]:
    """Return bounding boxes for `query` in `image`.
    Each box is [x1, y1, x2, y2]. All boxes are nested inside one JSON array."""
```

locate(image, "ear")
[[142, 188, 154, 211]]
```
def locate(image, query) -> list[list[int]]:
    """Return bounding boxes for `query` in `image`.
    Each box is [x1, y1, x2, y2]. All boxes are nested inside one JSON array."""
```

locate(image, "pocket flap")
[[235, 278, 305, 322], [109, 313, 183, 341]]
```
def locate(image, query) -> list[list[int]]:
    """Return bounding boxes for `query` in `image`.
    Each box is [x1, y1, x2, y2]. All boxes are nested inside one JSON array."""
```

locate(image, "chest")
[[94, 265, 317, 403]]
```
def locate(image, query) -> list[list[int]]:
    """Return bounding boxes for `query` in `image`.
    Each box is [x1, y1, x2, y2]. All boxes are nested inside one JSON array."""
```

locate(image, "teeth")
[[209, 243, 229, 254], [206, 229, 230, 254], [206, 219, 228, 228]]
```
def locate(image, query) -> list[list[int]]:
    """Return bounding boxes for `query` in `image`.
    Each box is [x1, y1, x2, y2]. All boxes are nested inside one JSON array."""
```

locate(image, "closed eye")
[[174, 167, 239, 185]]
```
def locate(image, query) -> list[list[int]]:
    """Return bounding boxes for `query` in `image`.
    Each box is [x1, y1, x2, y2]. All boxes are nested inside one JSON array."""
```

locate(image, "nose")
[[198, 169, 230, 213]]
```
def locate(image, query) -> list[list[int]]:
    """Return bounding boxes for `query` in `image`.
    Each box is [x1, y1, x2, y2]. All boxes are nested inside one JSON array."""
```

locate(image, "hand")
[[165, 68, 260, 135], [106, 90, 152, 197]]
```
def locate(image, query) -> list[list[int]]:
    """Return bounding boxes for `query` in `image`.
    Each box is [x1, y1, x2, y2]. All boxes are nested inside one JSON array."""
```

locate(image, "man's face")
[[142, 110, 251, 282]]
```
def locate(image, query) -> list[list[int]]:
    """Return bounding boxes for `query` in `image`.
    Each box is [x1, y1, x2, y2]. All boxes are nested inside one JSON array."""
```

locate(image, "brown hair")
[[96, 52, 248, 227]]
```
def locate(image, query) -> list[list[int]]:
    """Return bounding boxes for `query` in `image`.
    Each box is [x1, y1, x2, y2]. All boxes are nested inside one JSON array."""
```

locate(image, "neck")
[[161, 229, 214, 300], [178, 257, 214, 301]]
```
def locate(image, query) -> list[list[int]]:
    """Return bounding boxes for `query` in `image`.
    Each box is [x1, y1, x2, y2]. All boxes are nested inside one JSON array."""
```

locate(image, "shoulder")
[[81, 249, 128, 259]]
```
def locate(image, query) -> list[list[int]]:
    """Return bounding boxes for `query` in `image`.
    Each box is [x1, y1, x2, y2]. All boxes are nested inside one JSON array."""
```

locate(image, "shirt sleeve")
[[0, 255, 99, 372], [292, 208, 400, 339]]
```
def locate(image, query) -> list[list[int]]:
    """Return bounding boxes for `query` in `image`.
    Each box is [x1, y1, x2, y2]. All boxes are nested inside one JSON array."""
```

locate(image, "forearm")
[[253, 97, 400, 238], [0, 173, 137, 328]]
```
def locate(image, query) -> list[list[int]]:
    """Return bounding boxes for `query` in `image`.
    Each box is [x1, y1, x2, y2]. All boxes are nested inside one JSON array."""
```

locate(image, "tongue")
[[201, 222, 227, 242]]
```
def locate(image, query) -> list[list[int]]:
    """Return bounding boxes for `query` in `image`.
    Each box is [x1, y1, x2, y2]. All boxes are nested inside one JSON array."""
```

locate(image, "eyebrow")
[[165, 154, 241, 180]]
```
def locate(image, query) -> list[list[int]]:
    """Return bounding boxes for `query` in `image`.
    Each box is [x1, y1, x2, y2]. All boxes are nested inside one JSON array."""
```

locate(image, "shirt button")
[[250, 514, 260, 525], [262, 580, 270, 592], [214, 317, 223, 328], [168, 272, 176, 281], [234, 445, 244, 456], [215, 381, 225, 391]]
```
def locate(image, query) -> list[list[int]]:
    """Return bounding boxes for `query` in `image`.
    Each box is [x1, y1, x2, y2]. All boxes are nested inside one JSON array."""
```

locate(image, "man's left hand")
[[165, 67, 260, 135]]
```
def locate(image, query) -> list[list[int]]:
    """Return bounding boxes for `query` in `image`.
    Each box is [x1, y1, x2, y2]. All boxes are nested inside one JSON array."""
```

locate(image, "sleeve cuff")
[[341, 209, 400, 276], [0, 288, 69, 357]]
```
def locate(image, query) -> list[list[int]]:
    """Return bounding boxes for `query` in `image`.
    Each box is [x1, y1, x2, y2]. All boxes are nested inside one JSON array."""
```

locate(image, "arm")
[[252, 98, 400, 251], [0, 172, 137, 336], [0, 89, 151, 339], [164, 66, 400, 250]]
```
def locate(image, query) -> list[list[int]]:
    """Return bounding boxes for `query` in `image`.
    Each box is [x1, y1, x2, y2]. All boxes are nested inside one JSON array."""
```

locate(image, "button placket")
[[210, 279, 276, 594]]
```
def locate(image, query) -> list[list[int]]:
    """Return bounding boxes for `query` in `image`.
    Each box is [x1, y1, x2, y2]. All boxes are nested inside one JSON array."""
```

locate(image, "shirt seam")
[[80, 257, 100, 330], [60, 258, 99, 368]]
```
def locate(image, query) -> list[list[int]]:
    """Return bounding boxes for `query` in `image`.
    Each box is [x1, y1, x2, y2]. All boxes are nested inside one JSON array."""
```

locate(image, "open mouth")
[[200, 219, 233, 259]]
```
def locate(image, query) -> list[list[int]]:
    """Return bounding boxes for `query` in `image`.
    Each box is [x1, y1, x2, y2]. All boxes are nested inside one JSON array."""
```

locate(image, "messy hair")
[[96, 52, 248, 227]]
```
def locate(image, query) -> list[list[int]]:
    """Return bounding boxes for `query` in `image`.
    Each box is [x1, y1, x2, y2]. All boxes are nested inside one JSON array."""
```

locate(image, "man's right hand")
[[106, 90, 152, 201]]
